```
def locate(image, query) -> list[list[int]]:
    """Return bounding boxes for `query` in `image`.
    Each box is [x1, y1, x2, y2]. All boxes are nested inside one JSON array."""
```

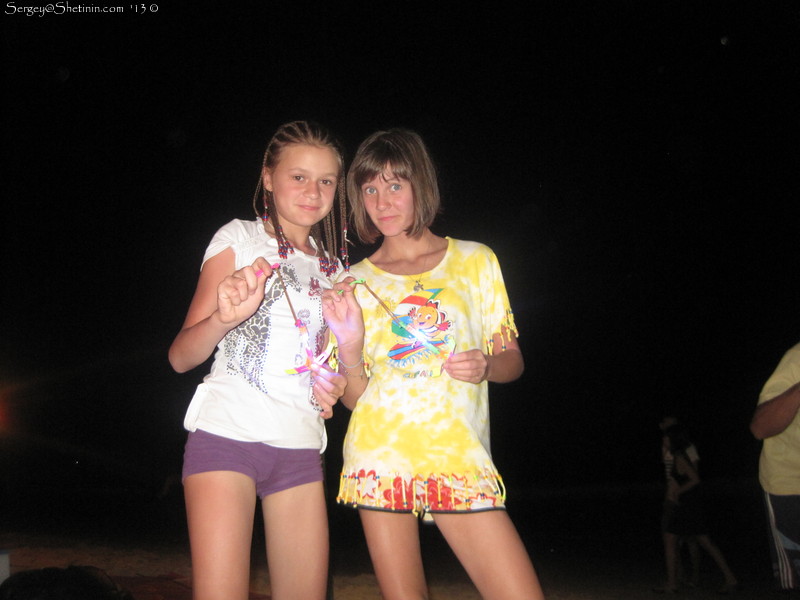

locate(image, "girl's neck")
[[265, 220, 315, 256], [380, 228, 433, 256], [372, 229, 447, 276]]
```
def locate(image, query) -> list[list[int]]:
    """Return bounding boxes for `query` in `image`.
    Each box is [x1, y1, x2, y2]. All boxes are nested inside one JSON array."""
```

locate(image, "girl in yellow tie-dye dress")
[[323, 129, 544, 600]]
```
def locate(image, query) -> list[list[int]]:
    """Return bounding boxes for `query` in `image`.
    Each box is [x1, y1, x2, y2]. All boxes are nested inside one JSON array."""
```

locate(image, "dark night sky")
[[2, 2, 799, 492]]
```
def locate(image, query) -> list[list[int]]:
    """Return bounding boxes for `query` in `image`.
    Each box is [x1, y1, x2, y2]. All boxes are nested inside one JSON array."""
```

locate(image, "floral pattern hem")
[[337, 466, 506, 516]]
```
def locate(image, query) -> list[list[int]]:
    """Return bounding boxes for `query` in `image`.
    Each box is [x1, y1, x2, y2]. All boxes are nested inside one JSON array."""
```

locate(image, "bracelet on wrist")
[[337, 354, 363, 369], [342, 364, 365, 377]]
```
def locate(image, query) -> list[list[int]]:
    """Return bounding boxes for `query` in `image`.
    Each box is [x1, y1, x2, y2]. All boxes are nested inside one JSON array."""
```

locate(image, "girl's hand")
[[217, 258, 272, 327], [310, 362, 344, 419], [443, 349, 490, 384], [322, 277, 365, 348]]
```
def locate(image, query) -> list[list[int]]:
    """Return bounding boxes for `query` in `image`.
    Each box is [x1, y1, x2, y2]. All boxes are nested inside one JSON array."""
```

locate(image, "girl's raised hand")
[[310, 362, 345, 419], [321, 277, 365, 348], [217, 257, 273, 327], [442, 349, 490, 384]]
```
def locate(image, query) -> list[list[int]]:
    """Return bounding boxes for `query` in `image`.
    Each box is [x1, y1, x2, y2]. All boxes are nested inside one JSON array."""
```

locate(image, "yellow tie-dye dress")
[[337, 237, 518, 516]]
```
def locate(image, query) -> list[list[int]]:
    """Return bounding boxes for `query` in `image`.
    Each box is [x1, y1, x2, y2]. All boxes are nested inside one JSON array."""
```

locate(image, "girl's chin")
[[375, 226, 408, 238]]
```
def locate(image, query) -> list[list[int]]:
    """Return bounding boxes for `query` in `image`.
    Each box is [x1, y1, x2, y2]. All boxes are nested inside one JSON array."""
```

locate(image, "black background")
[[2, 2, 799, 501]]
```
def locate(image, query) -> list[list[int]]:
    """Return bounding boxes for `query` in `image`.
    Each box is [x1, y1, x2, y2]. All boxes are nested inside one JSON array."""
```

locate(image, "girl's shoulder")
[[445, 237, 491, 254], [211, 219, 263, 243], [203, 219, 273, 268], [346, 258, 376, 280], [443, 237, 501, 269]]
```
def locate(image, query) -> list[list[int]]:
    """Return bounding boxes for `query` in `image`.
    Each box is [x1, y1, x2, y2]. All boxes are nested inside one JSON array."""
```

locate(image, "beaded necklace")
[[261, 215, 342, 278]]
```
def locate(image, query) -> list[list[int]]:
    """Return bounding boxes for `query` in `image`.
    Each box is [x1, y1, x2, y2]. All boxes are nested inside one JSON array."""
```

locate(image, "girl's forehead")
[[277, 144, 339, 169], [374, 166, 402, 182], [284, 143, 335, 158]]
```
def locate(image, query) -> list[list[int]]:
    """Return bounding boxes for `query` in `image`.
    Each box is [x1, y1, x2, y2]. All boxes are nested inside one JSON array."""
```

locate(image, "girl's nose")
[[305, 181, 320, 198]]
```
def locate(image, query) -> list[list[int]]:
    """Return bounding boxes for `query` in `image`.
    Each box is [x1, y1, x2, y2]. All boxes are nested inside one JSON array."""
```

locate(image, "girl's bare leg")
[[184, 471, 256, 600], [359, 509, 428, 600], [687, 536, 701, 586], [434, 511, 545, 600], [662, 531, 679, 590], [696, 534, 738, 585], [262, 481, 329, 600]]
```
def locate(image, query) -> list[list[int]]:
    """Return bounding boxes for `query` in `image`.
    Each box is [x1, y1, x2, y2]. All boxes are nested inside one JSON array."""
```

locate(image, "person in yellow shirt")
[[323, 129, 544, 600], [751, 341, 800, 591]]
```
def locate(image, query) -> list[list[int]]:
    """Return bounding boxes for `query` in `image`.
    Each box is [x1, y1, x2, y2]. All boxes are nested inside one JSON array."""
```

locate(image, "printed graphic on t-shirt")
[[386, 288, 456, 377], [222, 277, 284, 393], [308, 277, 323, 297]]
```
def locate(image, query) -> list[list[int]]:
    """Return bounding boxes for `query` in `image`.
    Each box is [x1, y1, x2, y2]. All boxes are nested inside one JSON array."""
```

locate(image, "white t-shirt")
[[183, 219, 339, 451]]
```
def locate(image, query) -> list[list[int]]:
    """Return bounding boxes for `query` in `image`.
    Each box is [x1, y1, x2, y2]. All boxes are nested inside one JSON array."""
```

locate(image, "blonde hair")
[[347, 129, 440, 244]]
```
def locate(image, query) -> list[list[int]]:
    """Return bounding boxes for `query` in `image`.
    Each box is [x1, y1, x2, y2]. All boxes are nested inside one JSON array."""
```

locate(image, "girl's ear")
[[262, 167, 273, 192]]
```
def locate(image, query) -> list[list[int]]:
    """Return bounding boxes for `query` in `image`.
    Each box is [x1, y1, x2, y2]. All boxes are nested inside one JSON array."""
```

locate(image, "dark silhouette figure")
[[656, 423, 738, 594], [0, 565, 134, 600]]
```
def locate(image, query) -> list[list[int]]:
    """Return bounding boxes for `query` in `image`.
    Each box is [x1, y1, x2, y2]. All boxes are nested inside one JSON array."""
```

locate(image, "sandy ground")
[[1, 524, 794, 599], [0, 531, 479, 600], [1, 479, 796, 599]]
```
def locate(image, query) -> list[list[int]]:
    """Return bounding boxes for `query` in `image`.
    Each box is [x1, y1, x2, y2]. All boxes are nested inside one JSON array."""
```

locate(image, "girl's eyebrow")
[[287, 167, 338, 178]]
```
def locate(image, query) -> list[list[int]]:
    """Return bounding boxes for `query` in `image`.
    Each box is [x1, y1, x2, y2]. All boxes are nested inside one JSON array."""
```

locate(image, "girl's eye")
[[293, 175, 305, 182], [390, 183, 402, 192], [363, 186, 377, 195], [321, 178, 334, 186]]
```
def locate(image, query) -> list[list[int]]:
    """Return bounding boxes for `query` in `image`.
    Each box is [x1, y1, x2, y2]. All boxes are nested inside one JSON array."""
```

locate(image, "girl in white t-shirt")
[[169, 121, 348, 600]]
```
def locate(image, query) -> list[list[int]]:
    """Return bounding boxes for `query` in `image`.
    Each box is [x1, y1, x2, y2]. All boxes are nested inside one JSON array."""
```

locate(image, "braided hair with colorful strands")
[[251, 120, 350, 275]]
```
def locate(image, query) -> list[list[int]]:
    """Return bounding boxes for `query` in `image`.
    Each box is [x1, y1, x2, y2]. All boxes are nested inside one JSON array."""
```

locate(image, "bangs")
[[351, 146, 414, 188], [347, 128, 440, 244]]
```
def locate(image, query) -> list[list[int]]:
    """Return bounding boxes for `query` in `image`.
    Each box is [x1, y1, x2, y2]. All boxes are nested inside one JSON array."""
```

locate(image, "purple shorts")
[[182, 429, 323, 499]]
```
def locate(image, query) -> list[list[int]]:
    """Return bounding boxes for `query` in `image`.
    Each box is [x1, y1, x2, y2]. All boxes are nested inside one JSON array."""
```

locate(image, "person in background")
[[658, 416, 701, 589], [656, 422, 738, 594], [751, 341, 800, 592]]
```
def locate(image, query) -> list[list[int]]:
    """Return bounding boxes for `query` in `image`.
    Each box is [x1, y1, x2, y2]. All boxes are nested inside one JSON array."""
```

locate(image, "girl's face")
[[263, 144, 339, 233], [361, 168, 415, 238]]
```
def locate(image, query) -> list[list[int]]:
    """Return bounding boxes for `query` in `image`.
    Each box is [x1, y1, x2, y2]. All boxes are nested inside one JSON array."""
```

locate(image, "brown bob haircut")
[[347, 129, 441, 244]]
